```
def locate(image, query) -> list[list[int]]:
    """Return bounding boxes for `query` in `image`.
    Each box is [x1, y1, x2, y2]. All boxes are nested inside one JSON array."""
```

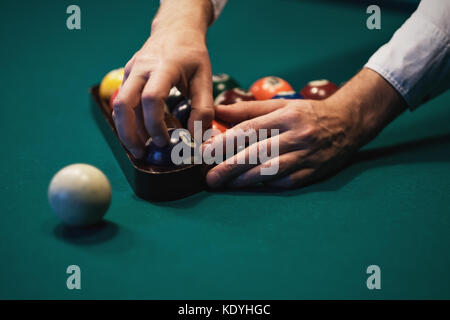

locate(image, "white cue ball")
[[48, 164, 112, 227]]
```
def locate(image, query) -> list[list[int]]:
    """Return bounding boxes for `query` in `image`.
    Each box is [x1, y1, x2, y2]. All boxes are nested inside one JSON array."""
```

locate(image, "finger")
[[264, 168, 316, 189], [205, 133, 296, 188], [227, 150, 308, 188], [112, 72, 148, 158], [134, 104, 150, 143], [141, 69, 178, 146], [188, 69, 214, 134], [215, 99, 287, 124], [202, 107, 290, 158]]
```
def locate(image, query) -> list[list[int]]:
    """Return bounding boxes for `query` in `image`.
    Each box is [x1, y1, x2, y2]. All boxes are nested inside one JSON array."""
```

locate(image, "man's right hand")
[[112, 0, 214, 159]]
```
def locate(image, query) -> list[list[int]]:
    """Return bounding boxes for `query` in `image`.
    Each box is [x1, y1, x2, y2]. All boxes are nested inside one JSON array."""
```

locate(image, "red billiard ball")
[[109, 88, 119, 111], [214, 88, 255, 105], [211, 119, 229, 133], [300, 80, 339, 100], [250, 76, 294, 100]]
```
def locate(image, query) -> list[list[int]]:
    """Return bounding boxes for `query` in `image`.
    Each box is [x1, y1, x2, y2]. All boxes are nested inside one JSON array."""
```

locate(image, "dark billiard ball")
[[300, 79, 339, 100], [249, 76, 294, 100], [171, 100, 191, 128], [272, 91, 304, 100], [166, 87, 185, 112], [212, 73, 239, 98], [145, 128, 197, 167], [214, 88, 255, 105]]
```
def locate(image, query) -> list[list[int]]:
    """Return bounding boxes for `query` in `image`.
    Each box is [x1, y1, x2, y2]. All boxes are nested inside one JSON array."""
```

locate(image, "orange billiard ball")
[[109, 88, 119, 111], [214, 88, 255, 105], [211, 119, 229, 133], [249, 76, 294, 100]]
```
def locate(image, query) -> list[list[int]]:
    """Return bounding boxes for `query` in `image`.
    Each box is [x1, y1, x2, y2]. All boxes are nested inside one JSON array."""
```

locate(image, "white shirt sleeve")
[[364, 0, 450, 109], [159, 0, 227, 23], [210, 0, 228, 22]]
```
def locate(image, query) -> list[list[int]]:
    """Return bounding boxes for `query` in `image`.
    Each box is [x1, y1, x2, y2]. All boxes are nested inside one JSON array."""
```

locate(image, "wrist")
[[326, 68, 407, 148], [152, 0, 212, 36]]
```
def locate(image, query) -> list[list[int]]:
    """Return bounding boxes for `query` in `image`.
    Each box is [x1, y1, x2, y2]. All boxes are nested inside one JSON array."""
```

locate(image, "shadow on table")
[[132, 191, 210, 209], [220, 132, 450, 198], [53, 220, 119, 245], [138, 132, 450, 209]]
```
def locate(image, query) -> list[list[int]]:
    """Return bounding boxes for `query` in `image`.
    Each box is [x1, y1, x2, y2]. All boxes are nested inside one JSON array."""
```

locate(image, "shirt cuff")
[[364, 0, 450, 110], [210, 0, 227, 23]]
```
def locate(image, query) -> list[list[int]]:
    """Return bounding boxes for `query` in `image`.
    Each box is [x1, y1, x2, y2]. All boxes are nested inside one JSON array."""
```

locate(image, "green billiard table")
[[1, 0, 449, 299]]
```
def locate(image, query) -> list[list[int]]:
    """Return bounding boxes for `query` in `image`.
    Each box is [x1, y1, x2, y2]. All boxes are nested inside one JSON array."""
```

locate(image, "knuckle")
[[221, 162, 237, 177], [291, 125, 317, 143], [284, 104, 303, 120], [237, 120, 256, 133], [124, 57, 135, 72]]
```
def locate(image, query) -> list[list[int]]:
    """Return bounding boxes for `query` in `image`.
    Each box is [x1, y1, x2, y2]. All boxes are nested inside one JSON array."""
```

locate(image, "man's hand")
[[113, 0, 214, 159], [204, 68, 407, 189]]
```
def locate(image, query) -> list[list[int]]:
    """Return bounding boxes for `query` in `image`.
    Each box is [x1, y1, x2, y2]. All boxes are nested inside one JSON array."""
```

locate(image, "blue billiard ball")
[[171, 100, 191, 128], [145, 128, 196, 167], [272, 91, 304, 100]]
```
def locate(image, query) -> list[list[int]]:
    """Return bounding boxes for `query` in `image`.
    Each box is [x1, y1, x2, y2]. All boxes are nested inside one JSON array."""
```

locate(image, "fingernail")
[[152, 135, 167, 147], [130, 148, 144, 159], [207, 171, 221, 188]]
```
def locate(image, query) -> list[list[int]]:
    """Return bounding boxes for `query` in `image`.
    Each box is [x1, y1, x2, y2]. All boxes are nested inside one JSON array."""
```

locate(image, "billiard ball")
[[300, 79, 339, 100], [272, 91, 304, 100], [145, 128, 197, 166], [110, 88, 119, 111], [250, 76, 294, 100], [99, 68, 124, 100], [214, 88, 255, 105], [171, 100, 191, 128], [212, 73, 239, 98], [211, 119, 229, 133], [166, 87, 185, 112], [48, 164, 112, 227]]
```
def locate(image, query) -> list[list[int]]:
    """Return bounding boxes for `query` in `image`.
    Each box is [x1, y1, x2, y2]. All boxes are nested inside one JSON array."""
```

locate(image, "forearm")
[[152, 0, 213, 37], [325, 68, 407, 148]]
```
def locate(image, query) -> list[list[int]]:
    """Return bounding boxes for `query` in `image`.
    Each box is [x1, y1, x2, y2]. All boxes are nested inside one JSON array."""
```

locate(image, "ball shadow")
[[132, 190, 210, 209], [53, 220, 119, 246]]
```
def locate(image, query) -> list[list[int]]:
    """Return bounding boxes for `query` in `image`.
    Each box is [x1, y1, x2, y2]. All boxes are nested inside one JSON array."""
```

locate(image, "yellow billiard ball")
[[99, 68, 124, 100]]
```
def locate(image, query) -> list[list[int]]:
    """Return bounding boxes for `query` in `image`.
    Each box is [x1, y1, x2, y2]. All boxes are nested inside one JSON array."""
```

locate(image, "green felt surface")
[[1, 0, 449, 299]]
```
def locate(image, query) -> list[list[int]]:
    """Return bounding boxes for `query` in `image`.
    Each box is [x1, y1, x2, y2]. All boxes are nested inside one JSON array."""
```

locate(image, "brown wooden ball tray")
[[89, 85, 207, 202]]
